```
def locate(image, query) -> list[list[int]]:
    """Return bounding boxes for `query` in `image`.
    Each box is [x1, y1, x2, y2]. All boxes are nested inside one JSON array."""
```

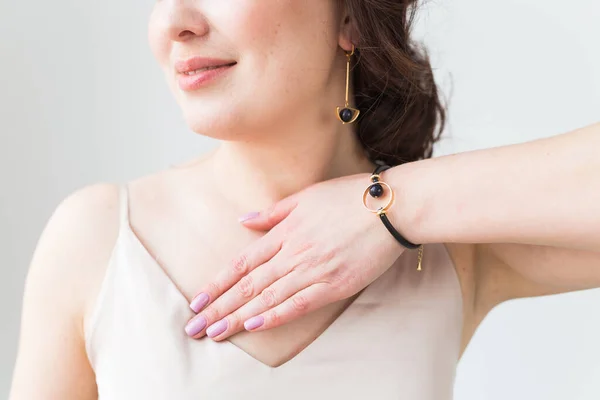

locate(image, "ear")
[[338, 10, 357, 51]]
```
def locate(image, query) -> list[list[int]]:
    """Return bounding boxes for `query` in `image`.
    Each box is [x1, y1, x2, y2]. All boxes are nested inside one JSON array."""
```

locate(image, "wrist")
[[381, 161, 428, 245]]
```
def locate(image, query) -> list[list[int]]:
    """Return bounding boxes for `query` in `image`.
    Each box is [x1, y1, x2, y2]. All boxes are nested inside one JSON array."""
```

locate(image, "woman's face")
[[149, 0, 348, 140]]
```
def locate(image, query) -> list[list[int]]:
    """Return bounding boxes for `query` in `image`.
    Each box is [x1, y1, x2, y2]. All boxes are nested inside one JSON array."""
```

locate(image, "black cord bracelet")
[[362, 161, 424, 270]]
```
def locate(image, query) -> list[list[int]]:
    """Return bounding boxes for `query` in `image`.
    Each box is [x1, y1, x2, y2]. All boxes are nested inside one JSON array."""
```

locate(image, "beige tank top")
[[84, 185, 463, 399]]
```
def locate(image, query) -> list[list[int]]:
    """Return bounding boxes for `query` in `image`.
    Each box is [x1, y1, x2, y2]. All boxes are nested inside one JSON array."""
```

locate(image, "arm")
[[9, 183, 120, 400], [389, 121, 600, 305], [178, 122, 600, 339]]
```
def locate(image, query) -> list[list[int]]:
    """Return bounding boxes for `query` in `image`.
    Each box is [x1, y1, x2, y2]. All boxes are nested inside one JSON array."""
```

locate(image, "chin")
[[181, 107, 245, 141], [180, 95, 281, 142]]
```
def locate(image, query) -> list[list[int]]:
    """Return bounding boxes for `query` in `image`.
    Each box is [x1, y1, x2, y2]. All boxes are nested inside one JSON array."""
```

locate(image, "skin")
[[190, 123, 600, 356], [9, 0, 600, 398], [9, 0, 376, 397]]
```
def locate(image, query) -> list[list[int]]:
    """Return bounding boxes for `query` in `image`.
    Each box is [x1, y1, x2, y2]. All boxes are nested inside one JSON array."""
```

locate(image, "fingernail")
[[206, 319, 228, 338], [190, 292, 210, 313], [185, 316, 207, 337], [238, 211, 260, 223], [244, 316, 264, 331]]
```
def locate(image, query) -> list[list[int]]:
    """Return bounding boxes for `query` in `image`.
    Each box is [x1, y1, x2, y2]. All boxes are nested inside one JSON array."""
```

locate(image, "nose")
[[163, 0, 210, 42]]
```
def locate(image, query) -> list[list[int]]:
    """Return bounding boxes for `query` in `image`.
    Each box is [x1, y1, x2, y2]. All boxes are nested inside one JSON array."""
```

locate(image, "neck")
[[208, 115, 377, 212]]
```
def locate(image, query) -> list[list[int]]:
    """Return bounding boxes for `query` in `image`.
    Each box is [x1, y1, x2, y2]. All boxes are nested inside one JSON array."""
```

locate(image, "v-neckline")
[[121, 221, 375, 371]]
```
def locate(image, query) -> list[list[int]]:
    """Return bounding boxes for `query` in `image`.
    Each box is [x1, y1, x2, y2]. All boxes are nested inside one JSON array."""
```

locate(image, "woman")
[[9, 0, 600, 399]]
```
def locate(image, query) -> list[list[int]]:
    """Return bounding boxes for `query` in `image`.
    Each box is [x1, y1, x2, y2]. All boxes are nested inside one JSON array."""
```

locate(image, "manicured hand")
[[184, 171, 412, 340]]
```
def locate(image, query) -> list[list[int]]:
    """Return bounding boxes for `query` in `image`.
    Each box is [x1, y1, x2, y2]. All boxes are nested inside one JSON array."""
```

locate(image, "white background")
[[1, 0, 599, 398]]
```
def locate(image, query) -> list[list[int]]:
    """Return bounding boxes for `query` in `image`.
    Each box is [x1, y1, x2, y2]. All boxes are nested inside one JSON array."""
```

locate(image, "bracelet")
[[362, 161, 424, 271]]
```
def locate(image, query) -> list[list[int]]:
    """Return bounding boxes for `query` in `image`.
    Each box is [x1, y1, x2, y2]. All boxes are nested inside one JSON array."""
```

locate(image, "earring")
[[336, 44, 360, 124]]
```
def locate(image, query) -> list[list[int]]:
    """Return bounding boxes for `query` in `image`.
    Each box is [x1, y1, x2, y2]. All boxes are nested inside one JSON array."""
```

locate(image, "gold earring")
[[336, 44, 360, 124]]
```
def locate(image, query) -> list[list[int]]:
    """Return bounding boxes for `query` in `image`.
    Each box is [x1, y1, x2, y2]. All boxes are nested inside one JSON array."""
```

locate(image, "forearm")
[[389, 122, 600, 252]]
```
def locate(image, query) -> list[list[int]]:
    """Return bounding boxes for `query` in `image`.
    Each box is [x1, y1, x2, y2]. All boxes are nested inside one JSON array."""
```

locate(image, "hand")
[[184, 171, 412, 340]]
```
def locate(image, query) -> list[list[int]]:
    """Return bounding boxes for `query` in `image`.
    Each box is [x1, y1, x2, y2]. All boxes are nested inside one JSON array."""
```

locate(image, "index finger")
[[189, 230, 283, 313]]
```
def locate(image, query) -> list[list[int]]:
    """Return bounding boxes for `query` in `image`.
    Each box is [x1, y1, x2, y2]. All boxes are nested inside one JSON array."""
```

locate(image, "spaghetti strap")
[[84, 183, 132, 359], [85, 187, 463, 400], [119, 184, 130, 226]]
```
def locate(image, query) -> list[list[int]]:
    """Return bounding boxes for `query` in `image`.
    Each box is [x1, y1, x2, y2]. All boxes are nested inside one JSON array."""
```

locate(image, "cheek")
[[145, 0, 340, 136], [234, 1, 339, 103]]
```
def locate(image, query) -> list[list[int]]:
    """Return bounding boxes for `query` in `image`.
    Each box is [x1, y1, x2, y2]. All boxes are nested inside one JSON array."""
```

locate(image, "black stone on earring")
[[339, 108, 353, 123], [369, 183, 384, 198]]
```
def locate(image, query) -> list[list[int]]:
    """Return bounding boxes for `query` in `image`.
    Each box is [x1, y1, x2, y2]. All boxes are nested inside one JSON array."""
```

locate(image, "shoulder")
[[10, 183, 125, 398], [49, 183, 121, 234], [41, 182, 122, 263], [27, 182, 123, 321]]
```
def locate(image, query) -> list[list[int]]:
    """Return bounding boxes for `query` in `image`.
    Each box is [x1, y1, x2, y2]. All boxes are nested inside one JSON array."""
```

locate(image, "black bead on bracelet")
[[362, 161, 424, 271]]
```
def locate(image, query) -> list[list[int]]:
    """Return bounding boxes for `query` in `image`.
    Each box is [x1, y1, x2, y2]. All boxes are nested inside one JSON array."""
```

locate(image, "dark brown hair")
[[345, 0, 447, 166]]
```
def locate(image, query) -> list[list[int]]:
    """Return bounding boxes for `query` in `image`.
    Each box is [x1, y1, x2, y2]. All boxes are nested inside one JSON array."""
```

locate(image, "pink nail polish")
[[244, 316, 264, 331], [185, 316, 207, 337], [238, 211, 260, 223], [190, 293, 210, 313], [206, 319, 228, 338]]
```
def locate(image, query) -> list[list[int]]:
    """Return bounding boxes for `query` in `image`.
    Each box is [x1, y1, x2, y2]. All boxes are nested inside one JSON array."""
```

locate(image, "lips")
[[175, 58, 236, 91], [174, 57, 237, 75]]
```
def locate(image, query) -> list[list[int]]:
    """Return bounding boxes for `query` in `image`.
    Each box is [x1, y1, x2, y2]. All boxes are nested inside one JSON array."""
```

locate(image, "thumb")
[[238, 193, 299, 231]]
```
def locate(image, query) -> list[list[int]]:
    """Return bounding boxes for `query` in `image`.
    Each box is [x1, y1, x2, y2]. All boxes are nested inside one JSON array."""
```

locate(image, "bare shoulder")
[[9, 182, 122, 399], [29, 182, 123, 321]]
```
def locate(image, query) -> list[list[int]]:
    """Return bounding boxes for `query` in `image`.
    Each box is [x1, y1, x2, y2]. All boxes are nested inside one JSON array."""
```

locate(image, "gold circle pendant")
[[362, 181, 395, 214]]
